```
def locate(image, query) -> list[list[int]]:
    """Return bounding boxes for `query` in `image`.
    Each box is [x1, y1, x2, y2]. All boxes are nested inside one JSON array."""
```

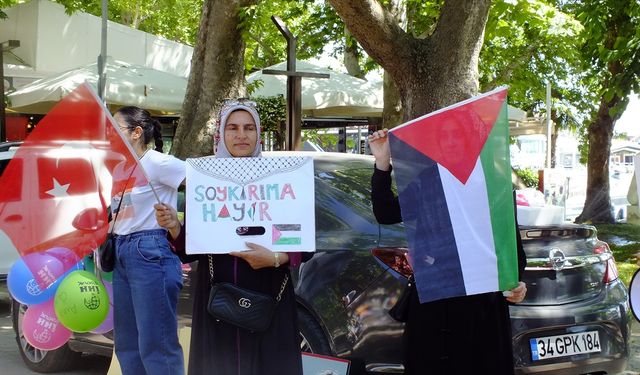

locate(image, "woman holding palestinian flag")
[[368, 126, 527, 375]]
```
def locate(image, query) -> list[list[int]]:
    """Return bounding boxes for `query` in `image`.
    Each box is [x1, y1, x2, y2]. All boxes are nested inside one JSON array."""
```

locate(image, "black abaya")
[[371, 165, 526, 375], [172, 232, 302, 375]]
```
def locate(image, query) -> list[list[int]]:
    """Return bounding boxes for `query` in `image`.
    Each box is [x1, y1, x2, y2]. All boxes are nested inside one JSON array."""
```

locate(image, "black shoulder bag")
[[206, 254, 289, 332], [97, 196, 124, 273]]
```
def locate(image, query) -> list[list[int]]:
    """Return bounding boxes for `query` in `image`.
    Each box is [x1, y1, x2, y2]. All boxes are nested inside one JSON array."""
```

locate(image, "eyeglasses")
[[221, 97, 257, 109]]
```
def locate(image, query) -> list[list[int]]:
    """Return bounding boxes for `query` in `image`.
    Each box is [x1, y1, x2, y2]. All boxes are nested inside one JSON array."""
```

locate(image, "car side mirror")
[[72, 207, 107, 232]]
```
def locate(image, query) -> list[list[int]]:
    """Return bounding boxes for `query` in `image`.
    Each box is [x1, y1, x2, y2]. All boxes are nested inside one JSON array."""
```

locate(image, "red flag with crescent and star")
[[0, 83, 148, 276]]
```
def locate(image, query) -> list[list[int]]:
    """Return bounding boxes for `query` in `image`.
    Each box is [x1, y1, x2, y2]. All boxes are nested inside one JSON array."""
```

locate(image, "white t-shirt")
[[112, 150, 185, 235]]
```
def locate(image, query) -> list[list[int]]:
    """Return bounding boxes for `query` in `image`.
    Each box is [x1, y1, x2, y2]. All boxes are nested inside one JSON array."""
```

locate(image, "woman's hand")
[[229, 242, 289, 270], [504, 281, 527, 303], [368, 129, 391, 171], [154, 203, 181, 239]]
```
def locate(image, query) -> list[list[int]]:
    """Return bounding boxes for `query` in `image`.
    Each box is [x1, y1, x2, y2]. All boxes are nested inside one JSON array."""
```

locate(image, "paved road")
[[618, 319, 640, 375], [0, 300, 110, 375]]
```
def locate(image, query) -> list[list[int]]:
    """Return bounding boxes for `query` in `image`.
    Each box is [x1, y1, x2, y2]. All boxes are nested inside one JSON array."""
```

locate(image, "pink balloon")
[[91, 280, 113, 334], [22, 300, 72, 350], [45, 247, 81, 272], [23, 252, 65, 290]]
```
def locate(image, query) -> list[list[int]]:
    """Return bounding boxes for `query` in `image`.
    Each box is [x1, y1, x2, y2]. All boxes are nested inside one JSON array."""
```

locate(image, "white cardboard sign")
[[185, 156, 315, 254]]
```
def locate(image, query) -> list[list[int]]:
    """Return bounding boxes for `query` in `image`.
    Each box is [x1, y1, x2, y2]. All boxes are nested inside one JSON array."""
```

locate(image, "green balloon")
[[83, 255, 112, 282], [54, 270, 109, 332]]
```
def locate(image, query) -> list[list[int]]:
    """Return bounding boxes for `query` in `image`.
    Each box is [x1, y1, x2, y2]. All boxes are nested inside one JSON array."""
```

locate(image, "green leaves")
[[0, 0, 19, 19], [572, 0, 640, 119], [254, 95, 285, 134], [243, 0, 341, 72], [513, 168, 539, 189], [481, 0, 583, 102], [35, 0, 204, 45]]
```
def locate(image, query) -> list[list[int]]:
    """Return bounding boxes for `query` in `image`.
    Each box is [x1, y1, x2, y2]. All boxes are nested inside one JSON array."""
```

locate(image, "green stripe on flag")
[[479, 101, 519, 291], [274, 237, 302, 245]]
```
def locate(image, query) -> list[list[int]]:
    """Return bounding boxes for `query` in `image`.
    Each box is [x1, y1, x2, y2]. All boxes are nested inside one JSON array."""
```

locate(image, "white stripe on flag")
[[438, 159, 499, 295]]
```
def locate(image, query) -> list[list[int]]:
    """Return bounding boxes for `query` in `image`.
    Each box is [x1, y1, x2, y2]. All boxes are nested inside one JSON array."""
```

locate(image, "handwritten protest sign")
[[185, 156, 315, 254]]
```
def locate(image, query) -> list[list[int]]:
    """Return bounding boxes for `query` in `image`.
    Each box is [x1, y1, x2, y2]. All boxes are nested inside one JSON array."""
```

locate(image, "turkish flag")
[[0, 83, 148, 278]]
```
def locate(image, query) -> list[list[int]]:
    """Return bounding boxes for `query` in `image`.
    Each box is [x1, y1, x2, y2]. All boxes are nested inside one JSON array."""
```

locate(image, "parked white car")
[[0, 142, 22, 301]]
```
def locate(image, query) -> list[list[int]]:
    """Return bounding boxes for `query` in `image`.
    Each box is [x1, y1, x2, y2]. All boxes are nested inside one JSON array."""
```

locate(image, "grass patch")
[[596, 223, 640, 244], [594, 223, 640, 287], [618, 263, 639, 288]]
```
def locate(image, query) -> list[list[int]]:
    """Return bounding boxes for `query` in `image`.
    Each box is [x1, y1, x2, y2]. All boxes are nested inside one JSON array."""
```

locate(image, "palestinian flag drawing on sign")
[[388, 87, 519, 304], [272, 224, 302, 245]]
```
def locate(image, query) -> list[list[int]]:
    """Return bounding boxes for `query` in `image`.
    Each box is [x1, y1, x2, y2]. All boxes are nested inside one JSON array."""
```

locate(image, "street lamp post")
[[1, 40, 20, 142], [263, 16, 329, 151]]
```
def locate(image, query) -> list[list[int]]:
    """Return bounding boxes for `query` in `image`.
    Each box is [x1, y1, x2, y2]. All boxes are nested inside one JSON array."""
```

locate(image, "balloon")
[[22, 300, 72, 351], [83, 255, 112, 282], [22, 252, 66, 290], [46, 247, 81, 272], [54, 270, 109, 332], [8, 258, 58, 305], [90, 281, 113, 334]]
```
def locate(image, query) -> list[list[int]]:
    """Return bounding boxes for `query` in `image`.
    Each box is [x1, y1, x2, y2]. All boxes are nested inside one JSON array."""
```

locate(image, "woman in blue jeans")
[[111, 106, 186, 375]]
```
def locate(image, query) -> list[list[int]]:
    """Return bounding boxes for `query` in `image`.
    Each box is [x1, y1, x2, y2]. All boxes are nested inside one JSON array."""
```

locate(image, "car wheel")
[[298, 307, 332, 354], [11, 299, 81, 373]]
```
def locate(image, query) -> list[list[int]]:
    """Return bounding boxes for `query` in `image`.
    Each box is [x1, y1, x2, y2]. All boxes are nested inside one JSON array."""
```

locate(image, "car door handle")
[[4, 214, 22, 222], [342, 290, 357, 306]]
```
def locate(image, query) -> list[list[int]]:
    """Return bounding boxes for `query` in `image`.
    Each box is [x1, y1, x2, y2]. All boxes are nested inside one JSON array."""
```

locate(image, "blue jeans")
[[113, 229, 184, 375]]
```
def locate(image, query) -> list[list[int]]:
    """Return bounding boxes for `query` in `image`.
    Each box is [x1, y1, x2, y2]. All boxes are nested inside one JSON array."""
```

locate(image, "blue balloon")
[[7, 257, 80, 306]]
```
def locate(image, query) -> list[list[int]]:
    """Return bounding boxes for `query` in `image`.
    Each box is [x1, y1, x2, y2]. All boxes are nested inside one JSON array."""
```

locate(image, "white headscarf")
[[213, 102, 262, 158]]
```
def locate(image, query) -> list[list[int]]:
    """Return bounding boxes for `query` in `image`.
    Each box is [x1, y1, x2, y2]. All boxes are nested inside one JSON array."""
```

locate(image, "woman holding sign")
[[155, 99, 305, 375], [368, 128, 527, 375]]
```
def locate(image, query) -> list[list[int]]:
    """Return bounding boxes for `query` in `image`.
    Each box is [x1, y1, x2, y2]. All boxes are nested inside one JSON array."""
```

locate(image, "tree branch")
[[327, 0, 411, 77], [238, 0, 259, 7], [484, 44, 538, 90], [249, 33, 277, 62]]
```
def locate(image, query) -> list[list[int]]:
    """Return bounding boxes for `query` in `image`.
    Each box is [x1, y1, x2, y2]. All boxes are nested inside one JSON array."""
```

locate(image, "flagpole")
[[545, 81, 552, 168], [97, 0, 108, 101], [94, 0, 108, 279]]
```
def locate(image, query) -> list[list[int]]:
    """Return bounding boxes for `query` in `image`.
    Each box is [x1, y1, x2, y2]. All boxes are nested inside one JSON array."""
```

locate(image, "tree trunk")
[[382, 70, 402, 127], [171, 0, 254, 159], [575, 96, 619, 224], [575, 4, 630, 224], [404, 2, 489, 118], [381, 0, 404, 128], [329, 0, 491, 120], [344, 29, 365, 79]]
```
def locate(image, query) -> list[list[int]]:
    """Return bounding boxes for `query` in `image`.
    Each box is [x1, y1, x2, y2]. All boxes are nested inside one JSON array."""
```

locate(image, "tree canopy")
[[3, 0, 640, 223], [569, 0, 640, 223]]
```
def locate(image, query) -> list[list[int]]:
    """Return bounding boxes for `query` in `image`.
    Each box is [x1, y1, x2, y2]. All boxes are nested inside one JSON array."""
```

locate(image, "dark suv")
[[8, 151, 631, 374]]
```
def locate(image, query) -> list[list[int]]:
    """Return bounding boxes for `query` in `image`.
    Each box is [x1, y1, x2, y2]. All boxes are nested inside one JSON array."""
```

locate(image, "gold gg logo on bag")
[[238, 298, 251, 308]]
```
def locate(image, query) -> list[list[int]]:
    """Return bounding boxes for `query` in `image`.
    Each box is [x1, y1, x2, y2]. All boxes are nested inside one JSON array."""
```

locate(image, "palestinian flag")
[[272, 224, 302, 245], [388, 87, 519, 303]]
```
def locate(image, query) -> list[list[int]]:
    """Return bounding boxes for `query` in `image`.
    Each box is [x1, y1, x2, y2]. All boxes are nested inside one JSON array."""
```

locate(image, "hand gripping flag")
[[388, 87, 519, 304], [0, 83, 148, 287]]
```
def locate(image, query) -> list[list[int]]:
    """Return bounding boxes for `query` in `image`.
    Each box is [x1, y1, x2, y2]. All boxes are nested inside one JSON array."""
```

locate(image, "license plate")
[[530, 331, 601, 361]]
